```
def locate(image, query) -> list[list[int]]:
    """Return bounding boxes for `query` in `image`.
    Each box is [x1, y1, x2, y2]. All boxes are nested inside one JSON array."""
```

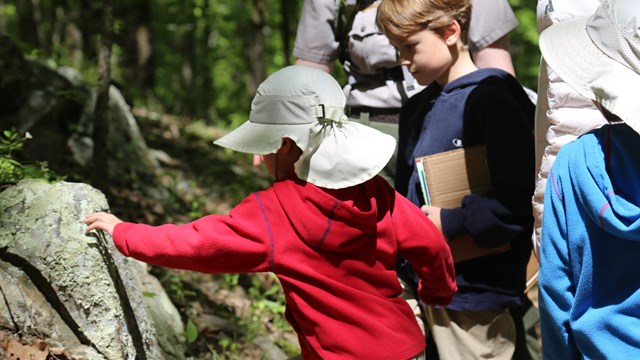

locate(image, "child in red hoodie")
[[84, 65, 456, 360]]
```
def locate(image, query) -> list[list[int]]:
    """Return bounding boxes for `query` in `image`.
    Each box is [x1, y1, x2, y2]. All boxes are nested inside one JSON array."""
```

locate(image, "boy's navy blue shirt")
[[396, 68, 535, 310]]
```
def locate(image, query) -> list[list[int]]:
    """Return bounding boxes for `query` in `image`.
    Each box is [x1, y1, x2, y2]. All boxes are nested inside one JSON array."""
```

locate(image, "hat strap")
[[313, 104, 348, 123]]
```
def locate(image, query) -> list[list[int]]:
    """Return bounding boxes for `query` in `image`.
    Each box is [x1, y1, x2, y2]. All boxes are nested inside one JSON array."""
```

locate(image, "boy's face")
[[261, 153, 277, 178], [391, 26, 454, 86], [259, 138, 303, 181]]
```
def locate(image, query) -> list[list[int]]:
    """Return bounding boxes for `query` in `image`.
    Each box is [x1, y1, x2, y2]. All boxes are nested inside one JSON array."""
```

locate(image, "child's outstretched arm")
[[84, 212, 123, 236], [82, 194, 274, 274]]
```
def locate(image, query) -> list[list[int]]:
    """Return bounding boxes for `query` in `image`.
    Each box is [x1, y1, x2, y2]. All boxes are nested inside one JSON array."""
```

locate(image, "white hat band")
[[251, 95, 317, 124], [251, 95, 348, 125]]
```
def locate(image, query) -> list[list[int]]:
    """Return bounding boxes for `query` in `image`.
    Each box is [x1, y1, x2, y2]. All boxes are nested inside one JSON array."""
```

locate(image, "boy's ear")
[[443, 20, 462, 46], [280, 137, 303, 158], [280, 138, 295, 153]]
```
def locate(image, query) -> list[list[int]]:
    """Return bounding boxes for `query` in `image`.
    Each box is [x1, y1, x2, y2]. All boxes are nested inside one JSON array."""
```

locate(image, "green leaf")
[[142, 291, 158, 298], [185, 318, 198, 344]]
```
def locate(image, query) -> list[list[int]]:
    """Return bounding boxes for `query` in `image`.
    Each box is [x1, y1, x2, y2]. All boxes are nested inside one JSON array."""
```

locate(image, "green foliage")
[[241, 274, 287, 338], [213, 335, 242, 359], [0, 129, 61, 185], [509, 0, 541, 91], [1, 0, 538, 125], [142, 291, 158, 298], [166, 274, 197, 303], [202, 273, 292, 358], [184, 318, 199, 344], [223, 273, 240, 287]]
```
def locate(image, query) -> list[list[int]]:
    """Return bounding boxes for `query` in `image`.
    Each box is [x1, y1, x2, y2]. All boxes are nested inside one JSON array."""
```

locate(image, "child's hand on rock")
[[84, 212, 123, 236]]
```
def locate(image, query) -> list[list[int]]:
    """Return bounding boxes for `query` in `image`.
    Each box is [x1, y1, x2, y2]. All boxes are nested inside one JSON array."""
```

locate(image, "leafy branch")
[[0, 129, 61, 188]]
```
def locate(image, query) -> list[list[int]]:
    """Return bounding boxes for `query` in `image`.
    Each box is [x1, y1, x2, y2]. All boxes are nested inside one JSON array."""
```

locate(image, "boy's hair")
[[376, 0, 472, 45]]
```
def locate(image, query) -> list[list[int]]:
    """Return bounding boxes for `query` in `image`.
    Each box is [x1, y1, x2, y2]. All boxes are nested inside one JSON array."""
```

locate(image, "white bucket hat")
[[214, 65, 396, 189], [539, 0, 640, 135]]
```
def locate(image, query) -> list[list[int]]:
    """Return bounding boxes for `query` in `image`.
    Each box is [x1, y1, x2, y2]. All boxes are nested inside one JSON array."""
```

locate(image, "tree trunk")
[[281, 0, 291, 66], [78, 0, 99, 64], [246, 0, 266, 94], [135, 18, 153, 93], [91, 0, 113, 192], [57, 0, 84, 69], [116, 0, 153, 97], [201, 0, 213, 121], [180, 0, 197, 116], [17, 0, 43, 49], [0, 0, 6, 34]]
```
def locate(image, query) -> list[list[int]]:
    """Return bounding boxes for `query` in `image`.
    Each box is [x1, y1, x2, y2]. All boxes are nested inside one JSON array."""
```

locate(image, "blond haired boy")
[[377, 0, 536, 358]]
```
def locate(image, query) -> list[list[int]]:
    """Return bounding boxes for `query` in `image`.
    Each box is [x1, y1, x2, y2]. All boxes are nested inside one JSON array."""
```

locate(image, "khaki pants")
[[426, 307, 516, 360]]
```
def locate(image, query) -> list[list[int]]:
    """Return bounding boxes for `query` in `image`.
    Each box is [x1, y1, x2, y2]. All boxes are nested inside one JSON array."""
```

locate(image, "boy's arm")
[[538, 166, 579, 358], [293, 0, 339, 66], [472, 35, 515, 76], [110, 193, 273, 274], [394, 193, 457, 306], [440, 81, 535, 247], [468, 0, 518, 75]]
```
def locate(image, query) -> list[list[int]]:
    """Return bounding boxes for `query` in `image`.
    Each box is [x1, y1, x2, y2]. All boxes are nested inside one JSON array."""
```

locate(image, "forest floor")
[[110, 110, 300, 360]]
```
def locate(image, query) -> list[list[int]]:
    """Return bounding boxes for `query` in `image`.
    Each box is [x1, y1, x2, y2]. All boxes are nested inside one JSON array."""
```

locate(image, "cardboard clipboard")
[[416, 146, 511, 262]]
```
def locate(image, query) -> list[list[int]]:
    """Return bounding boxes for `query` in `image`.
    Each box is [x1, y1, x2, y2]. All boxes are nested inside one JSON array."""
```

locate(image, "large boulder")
[[0, 180, 186, 359], [0, 35, 167, 200], [0, 35, 88, 168]]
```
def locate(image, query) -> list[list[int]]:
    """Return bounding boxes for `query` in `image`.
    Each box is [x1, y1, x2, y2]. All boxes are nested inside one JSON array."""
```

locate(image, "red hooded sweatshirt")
[[112, 176, 456, 359]]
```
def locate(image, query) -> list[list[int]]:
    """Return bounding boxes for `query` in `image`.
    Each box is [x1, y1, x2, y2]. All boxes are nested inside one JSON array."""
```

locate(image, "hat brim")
[[539, 17, 599, 101], [214, 119, 396, 189], [214, 120, 311, 155], [540, 16, 640, 134], [298, 121, 396, 189]]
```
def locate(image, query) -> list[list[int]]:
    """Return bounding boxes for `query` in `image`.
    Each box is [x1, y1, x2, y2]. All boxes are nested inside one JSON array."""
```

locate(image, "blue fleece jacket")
[[539, 123, 640, 359]]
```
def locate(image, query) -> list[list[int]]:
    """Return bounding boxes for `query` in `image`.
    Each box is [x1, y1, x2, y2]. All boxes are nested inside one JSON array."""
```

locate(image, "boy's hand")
[[253, 154, 263, 167], [421, 205, 442, 233], [84, 212, 123, 236]]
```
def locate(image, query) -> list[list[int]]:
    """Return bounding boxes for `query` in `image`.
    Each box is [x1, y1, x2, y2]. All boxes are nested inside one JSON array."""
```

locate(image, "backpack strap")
[[334, 0, 376, 64]]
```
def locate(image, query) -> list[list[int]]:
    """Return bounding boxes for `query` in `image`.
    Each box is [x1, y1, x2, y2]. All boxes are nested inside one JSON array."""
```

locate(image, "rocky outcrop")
[[0, 35, 167, 200], [0, 180, 186, 359]]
